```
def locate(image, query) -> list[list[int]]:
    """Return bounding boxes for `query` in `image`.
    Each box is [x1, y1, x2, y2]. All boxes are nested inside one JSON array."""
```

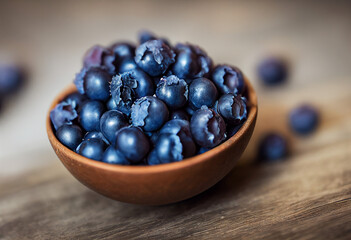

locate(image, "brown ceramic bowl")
[[47, 78, 257, 205]]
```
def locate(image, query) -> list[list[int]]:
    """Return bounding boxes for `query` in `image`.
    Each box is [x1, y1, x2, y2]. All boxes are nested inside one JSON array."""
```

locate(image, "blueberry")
[[110, 70, 154, 115], [171, 43, 212, 80], [156, 132, 196, 163], [131, 96, 169, 132], [0, 64, 25, 96], [138, 30, 170, 46], [106, 97, 117, 110], [73, 68, 87, 94], [131, 69, 155, 97], [84, 67, 111, 101], [212, 65, 245, 95], [116, 57, 139, 73], [257, 57, 288, 85], [258, 133, 288, 162], [50, 99, 78, 130], [188, 77, 218, 109], [56, 124, 83, 150], [79, 100, 106, 131], [198, 147, 211, 155], [138, 30, 157, 44], [83, 45, 107, 67], [74, 67, 111, 101], [76, 138, 107, 161], [83, 45, 116, 75], [63, 92, 87, 109], [155, 133, 184, 163], [289, 104, 319, 135], [159, 119, 192, 138], [159, 119, 195, 152], [147, 149, 161, 165], [170, 109, 189, 121], [83, 131, 109, 145], [190, 106, 226, 148], [110, 78, 133, 115], [109, 42, 136, 59], [158, 119, 197, 161], [134, 40, 175, 77], [156, 75, 188, 109], [217, 94, 247, 125], [102, 146, 130, 165], [100, 110, 128, 145], [115, 127, 150, 163]]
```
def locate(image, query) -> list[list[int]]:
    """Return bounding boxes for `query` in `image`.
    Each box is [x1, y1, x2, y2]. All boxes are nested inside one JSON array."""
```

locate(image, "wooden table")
[[0, 1, 350, 239]]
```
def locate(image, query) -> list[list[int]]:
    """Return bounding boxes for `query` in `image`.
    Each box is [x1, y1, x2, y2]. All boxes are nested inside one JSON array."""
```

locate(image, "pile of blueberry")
[[50, 31, 249, 165]]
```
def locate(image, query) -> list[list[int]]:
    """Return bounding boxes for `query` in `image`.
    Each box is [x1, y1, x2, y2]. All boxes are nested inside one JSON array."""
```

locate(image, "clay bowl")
[[47, 78, 257, 205]]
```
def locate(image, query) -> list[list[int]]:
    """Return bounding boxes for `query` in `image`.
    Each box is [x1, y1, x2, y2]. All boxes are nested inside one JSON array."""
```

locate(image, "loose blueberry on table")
[[289, 104, 319, 135], [50, 31, 251, 165], [0, 63, 27, 114], [257, 56, 288, 85], [0, 63, 26, 96], [258, 132, 288, 162]]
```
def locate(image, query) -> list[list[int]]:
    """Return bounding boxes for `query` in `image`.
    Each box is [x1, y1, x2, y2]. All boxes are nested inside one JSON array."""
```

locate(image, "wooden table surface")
[[0, 1, 351, 239]]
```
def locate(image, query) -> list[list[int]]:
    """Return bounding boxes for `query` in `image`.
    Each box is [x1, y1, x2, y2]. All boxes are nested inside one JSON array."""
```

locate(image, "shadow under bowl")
[[47, 78, 258, 205]]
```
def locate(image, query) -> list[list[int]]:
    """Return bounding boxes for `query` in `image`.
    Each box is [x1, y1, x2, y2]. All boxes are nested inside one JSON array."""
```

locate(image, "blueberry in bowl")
[[134, 39, 175, 77], [155, 75, 188, 110], [47, 32, 257, 205], [212, 65, 245, 95], [188, 77, 218, 110], [131, 96, 169, 132]]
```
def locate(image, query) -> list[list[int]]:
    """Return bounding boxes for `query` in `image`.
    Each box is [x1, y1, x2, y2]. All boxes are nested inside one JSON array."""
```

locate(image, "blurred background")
[[1, 0, 351, 238], [0, 0, 350, 176]]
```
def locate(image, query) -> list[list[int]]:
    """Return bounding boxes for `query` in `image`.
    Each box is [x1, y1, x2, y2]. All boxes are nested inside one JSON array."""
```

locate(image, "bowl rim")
[[47, 77, 257, 174]]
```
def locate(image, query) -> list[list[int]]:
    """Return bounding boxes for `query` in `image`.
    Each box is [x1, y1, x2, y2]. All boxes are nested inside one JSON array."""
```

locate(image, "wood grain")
[[0, 136, 350, 240], [0, 0, 351, 239]]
